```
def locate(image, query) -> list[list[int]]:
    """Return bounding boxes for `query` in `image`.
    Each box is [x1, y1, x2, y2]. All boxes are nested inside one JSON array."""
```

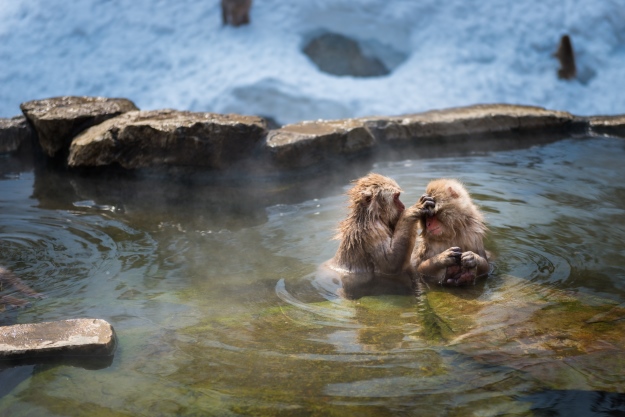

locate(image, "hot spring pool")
[[1, 136, 625, 415]]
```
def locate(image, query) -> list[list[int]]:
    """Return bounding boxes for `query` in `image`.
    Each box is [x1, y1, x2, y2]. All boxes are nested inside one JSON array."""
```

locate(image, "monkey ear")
[[359, 191, 373, 207], [448, 187, 459, 199]]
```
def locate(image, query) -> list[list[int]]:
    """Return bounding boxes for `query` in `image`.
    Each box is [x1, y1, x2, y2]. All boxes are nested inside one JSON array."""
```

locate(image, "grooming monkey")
[[411, 179, 489, 286], [324, 173, 434, 299]]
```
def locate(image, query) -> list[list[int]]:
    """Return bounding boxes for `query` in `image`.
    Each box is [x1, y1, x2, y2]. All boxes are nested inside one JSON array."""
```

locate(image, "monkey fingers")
[[418, 194, 435, 216], [437, 247, 462, 267], [461, 251, 477, 269]]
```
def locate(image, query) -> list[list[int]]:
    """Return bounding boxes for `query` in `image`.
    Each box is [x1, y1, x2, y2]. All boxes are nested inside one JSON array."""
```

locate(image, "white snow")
[[1, 0, 624, 124]]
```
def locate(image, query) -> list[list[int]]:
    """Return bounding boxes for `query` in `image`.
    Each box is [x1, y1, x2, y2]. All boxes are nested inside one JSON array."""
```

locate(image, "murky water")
[[1, 136, 625, 416]]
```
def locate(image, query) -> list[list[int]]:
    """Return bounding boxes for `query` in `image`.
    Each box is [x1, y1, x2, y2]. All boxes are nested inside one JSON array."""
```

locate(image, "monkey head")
[[420, 179, 485, 241], [347, 173, 405, 228]]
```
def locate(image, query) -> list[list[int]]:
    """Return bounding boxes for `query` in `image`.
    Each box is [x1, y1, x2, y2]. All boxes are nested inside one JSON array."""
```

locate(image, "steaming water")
[[1, 136, 625, 415]]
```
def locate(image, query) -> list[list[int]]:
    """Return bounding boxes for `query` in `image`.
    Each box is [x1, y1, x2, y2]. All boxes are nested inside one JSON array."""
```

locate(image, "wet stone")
[[588, 115, 625, 138], [20, 96, 139, 157], [265, 118, 375, 169], [68, 109, 267, 170], [364, 104, 581, 144], [0, 318, 116, 359], [0, 116, 34, 154]]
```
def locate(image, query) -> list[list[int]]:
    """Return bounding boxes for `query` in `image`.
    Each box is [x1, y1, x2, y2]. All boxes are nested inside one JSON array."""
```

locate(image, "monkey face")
[[422, 179, 475, 240]]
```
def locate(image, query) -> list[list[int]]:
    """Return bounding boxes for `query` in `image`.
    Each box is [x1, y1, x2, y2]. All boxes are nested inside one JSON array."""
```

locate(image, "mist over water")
[[2, 136, 625, 415]]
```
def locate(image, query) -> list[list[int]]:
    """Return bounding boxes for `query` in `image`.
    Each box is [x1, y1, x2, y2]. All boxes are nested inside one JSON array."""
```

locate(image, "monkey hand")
[[443, 252, 479, 286], [460, 251, 478, 269], [434, 246, 462, 268], [417, 194, 435, 217]]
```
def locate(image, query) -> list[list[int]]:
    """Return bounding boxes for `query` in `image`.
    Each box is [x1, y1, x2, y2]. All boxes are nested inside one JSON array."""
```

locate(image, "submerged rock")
[[0, 318, 116, 359], [265, 118, 375, 169], [20, 96, 138, 157], [0, 116, 34, 154], [422, 275, 625, 389], [68, 109, 267, 170]]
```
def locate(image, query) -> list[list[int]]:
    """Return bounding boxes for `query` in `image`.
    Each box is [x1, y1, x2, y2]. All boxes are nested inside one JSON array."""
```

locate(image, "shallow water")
[[1, 136, 625, 416]]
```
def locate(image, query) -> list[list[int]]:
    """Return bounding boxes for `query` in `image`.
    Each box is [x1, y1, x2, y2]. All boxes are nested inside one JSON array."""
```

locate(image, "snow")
[[1, 0, 624, 124]]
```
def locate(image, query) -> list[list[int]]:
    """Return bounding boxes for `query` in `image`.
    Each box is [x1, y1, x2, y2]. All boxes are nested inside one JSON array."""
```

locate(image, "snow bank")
[[1, 0, 624, 123]]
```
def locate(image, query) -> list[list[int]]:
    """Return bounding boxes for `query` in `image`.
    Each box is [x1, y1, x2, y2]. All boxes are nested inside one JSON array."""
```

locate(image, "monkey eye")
[[393, 193, 400, 200]]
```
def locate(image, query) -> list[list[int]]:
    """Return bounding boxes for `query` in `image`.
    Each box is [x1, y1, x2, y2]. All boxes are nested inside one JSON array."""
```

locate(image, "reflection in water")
[[1, 137, 625, 415]]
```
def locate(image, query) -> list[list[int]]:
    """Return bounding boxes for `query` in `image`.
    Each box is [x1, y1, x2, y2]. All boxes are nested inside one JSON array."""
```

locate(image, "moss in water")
[[417, 294, 455, 343]]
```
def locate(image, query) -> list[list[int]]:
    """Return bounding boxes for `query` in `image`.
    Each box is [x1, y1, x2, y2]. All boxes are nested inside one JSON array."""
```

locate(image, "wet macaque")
[[221, 0, 252, 27], [325, 173, 434, 299], [0, 266, 44, 308], [412, 179, 489, 286], [554, 34, 576, 80]]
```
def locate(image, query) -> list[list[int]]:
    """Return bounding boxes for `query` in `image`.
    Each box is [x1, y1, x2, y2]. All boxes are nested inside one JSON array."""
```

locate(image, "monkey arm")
[[471, 252, 489, 277], [373, 205, 427, 275]]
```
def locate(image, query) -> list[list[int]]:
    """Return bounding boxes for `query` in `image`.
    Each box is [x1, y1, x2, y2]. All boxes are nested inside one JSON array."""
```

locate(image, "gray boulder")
[[265, 118, 375, 169], [364, 104, 580, 144], [68, 109, 267, 170], [303, 33, 389, 77], [0, 318, 116, 359], [20, 96, 138, 157], [588, 115, 625, 138], [0, 116, 34, 154]]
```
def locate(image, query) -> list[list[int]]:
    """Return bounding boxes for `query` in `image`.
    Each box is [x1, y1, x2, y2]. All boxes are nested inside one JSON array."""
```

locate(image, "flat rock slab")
[[21, 96, 138, 157], [0, 116, 34, 154], [365, 104, 580, 143], [68, 109, 267, 169], [588, 115, 625, 137], [0, 318, 116, 359], [266, 118, 375, 169]]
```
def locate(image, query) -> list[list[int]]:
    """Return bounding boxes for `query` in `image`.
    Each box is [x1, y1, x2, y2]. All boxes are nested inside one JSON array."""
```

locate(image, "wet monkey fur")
[[411, 179, 489, 286], [324, 173, 434, 299]]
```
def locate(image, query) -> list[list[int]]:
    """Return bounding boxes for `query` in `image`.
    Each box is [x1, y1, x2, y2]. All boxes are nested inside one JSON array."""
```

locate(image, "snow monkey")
[[221, 0, 252, 27], [554, 34, 576, 80], [0, 266, 44, 308], [411, 179, 489, 286], [324, 173, 434, 299]]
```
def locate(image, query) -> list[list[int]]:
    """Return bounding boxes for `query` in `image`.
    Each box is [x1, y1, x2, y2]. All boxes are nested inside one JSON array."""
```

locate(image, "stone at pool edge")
[[0, 318, 116, 360], [265, 118, 375, 169], [20, 96, 139, 158], [0, 115, 35, 154], [362, 104, 581, 144], [265, 104, 582, 169], [68, 109, 268, 170], [588, 115, 625, 137]]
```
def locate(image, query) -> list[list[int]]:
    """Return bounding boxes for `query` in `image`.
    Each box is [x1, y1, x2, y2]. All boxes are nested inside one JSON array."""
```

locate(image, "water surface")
[[1, 137, 625, 416]]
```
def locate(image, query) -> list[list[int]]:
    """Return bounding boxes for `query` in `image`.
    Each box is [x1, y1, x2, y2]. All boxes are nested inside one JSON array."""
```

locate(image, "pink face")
[[426, 215, 443, 236]]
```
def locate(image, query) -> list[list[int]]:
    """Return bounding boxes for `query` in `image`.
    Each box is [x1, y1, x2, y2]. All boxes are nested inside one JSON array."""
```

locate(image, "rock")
[[303, 33, 390, 77], [0, 116, 35, 154], [265, 118, 376, 169], [20, 96, 139, 157], [0, 318, 116, 359], [365, 104, 581, 144], [68, 109, 267, 170], [588, 115, 625, 138]]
